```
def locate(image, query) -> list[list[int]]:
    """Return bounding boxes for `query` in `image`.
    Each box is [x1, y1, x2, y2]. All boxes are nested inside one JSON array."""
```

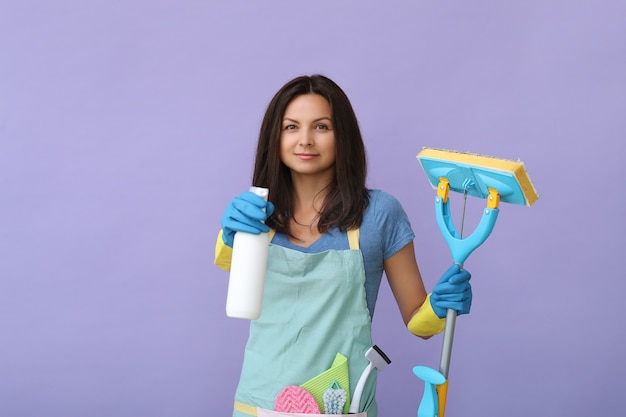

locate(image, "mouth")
[[295, 153, 318, 160]]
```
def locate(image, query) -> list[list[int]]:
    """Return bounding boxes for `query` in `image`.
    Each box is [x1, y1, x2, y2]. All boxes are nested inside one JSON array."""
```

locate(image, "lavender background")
[[1, 1, 625, 416]]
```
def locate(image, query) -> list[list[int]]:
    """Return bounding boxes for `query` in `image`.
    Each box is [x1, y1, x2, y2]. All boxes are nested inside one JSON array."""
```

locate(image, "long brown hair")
[[252, 75, 369, 235]]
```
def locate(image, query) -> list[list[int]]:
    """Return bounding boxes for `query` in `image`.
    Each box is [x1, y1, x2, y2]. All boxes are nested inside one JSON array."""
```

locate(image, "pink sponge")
[[274, 386, 321, 414]]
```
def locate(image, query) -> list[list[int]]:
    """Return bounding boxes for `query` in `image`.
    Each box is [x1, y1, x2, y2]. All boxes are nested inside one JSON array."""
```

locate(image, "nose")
[[298, 129, 314, 147]]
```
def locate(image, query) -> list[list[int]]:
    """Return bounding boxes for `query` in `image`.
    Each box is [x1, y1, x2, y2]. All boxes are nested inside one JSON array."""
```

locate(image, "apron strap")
[[234, 400, 258, 416], [347, 228, 360, 250], [268, 229, 359, 250]]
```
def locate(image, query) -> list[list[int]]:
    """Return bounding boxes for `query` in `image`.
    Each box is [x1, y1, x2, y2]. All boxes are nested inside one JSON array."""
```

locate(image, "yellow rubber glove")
[[407, 294, 446, 337], [214, 229, 233, 271]]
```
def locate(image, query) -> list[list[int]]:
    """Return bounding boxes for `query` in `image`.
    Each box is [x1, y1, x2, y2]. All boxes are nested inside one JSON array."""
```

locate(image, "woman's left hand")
[[430, 264, 472, 318]]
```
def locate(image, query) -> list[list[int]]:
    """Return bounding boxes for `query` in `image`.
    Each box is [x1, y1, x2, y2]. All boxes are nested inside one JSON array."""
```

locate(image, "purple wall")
[[1, 1, 624, 416]]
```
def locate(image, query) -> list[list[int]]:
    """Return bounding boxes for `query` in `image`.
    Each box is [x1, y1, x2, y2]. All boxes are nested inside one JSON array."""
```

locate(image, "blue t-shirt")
[[270, 189, 415, 318]]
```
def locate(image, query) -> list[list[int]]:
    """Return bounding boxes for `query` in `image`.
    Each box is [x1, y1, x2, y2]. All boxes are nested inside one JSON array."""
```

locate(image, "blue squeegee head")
[[416, 148, 539, 207]]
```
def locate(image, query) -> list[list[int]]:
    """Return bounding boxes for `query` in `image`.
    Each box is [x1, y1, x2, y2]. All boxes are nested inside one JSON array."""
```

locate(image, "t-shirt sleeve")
[[371, 190, 415, 260]]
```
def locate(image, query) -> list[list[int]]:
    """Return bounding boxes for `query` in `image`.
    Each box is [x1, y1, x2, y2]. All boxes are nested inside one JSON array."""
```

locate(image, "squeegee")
[[413, 148, 539, 417]]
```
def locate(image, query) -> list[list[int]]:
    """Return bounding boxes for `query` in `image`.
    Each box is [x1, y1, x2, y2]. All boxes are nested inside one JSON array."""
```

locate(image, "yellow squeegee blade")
[[417, 147, 539, 207]]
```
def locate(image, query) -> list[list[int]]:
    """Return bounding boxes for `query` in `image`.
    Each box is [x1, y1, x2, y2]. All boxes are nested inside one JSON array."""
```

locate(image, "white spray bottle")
[[226, 186, 270, 320]]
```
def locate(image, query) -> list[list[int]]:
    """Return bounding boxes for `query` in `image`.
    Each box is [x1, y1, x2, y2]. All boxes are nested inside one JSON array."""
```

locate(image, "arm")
[[384, 242, 445, 339], [385, 240, 478, 338], [386, 241, 473, 338], [383, 241, 427, 325]]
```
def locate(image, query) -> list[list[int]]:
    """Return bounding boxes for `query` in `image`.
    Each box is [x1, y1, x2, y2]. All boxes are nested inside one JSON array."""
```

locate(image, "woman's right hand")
[[221, 191, 275, 247]]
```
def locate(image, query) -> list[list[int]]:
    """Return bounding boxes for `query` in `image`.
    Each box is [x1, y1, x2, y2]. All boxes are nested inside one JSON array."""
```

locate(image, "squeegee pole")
[[439, 309, 457, 378]]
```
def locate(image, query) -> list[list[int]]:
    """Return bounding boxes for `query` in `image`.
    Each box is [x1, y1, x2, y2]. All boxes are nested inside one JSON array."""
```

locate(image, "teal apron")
[[233, 229, 377, 417]]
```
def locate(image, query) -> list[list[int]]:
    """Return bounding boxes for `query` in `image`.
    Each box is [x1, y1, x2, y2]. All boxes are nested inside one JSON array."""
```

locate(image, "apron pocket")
[[256, 408, 366, 417]]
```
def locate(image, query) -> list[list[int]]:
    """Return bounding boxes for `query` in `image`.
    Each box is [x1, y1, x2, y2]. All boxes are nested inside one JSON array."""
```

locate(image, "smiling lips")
[[295, 153, 318, 160]]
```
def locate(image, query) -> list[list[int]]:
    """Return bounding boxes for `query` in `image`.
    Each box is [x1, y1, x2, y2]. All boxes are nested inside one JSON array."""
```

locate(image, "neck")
[[290, 173, 332, 206], [290, 174, 333, 229]]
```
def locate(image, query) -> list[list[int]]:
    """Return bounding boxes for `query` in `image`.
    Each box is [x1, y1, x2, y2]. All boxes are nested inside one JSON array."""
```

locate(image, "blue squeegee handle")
[[435, 190, 499, 378], [435, 196, 499, 265], [436, 195, 499, 377], [438, 192, 463, 379]]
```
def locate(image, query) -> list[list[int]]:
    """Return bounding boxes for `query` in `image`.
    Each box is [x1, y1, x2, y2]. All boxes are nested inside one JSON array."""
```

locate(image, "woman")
[[215, 75, 471, 417]]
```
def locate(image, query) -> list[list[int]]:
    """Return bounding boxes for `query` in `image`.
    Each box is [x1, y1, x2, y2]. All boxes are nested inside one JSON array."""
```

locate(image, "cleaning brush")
[[323, 381, 347, 414]]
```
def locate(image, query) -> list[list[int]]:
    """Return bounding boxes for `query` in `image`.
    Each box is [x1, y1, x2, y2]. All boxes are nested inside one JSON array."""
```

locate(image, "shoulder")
[[366, 189, 406, 216], [363, 188, 413, 233], [362, 189, 414, 259]]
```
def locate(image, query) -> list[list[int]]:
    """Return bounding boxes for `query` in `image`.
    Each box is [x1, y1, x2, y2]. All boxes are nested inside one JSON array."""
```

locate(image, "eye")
[[315, 123, 330, 130], [283, 124, 297, 130]]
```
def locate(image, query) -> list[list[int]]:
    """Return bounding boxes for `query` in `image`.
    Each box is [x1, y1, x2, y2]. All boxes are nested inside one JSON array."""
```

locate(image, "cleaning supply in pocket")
[[274, 386, 320, 413], [348, 345, 391, 413], [226, 186, 270, 320], [323, 381, 347, 414], [300, 352, 351, 413]]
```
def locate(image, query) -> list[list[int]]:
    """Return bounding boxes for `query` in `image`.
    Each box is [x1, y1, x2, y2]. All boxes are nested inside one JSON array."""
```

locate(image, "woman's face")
[[279, 94, 336, 179]]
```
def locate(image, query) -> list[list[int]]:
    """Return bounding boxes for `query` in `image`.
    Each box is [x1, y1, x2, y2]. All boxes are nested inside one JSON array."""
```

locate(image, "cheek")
[[322, 136, 337, 156]]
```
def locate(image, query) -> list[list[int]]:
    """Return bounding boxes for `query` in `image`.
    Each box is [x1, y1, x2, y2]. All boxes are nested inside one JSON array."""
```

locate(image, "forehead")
[[283, 94, 331, 117]]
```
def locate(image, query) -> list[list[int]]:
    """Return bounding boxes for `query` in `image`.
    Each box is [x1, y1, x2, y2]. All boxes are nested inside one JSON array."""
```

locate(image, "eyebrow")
[[282, 117, 333, 123]]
